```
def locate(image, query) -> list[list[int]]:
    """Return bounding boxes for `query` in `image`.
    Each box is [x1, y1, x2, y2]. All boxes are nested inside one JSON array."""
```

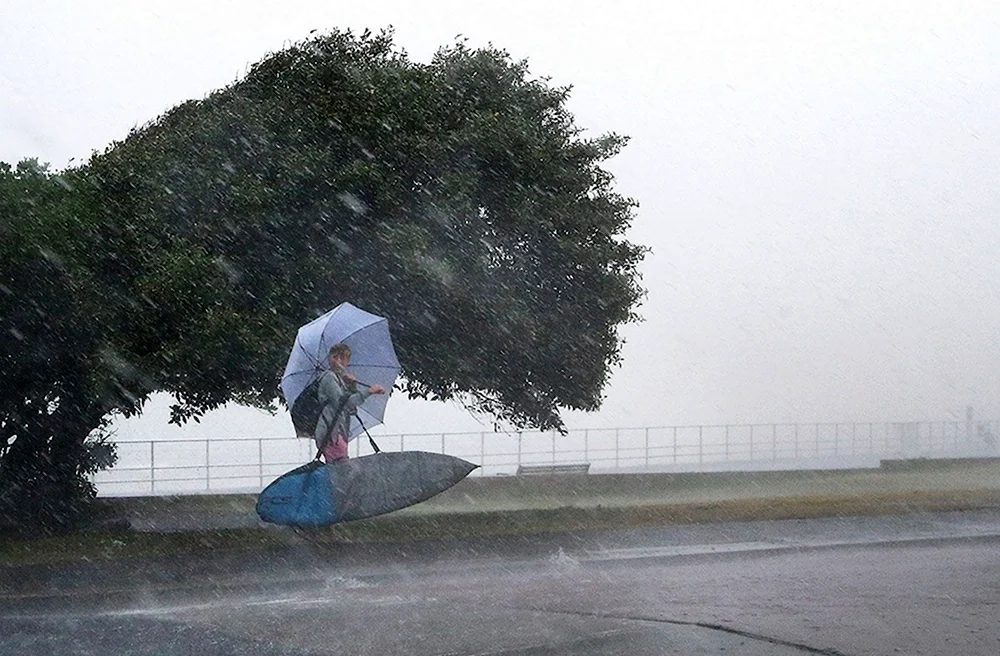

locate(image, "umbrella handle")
[[349, 378, 391, 395]]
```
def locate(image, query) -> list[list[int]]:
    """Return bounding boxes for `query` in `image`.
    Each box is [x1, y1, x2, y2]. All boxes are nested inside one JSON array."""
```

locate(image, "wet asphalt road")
[[3, 510, 1000, 655]]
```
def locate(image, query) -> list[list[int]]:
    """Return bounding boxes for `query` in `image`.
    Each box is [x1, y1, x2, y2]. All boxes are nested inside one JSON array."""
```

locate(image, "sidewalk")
[[100, 457, 1000, 533]]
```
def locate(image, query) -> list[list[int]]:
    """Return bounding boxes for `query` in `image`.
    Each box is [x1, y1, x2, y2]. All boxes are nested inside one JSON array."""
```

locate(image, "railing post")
[[584, 429, 589, 464], [966, 406, 974, 449]]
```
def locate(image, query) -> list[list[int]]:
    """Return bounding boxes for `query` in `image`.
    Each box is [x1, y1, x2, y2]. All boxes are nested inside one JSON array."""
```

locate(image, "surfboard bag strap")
[[354, 413, 381, 454]]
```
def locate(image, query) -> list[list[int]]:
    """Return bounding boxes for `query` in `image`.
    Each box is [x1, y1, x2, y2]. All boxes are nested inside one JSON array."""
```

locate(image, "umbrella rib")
[[294, 333, 324, 371]]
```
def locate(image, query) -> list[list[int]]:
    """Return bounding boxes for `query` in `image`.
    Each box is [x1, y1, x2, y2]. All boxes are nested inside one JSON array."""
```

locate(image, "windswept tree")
[[0, 161, 119, 530], [1, 29, 646, 530]]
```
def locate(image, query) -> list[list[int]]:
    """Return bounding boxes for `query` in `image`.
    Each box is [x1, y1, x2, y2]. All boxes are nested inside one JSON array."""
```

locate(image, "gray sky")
[[2, 1, 999, 440]]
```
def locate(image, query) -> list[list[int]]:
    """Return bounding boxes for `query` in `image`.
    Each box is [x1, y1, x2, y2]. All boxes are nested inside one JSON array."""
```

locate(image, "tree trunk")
[[0, 386, 107, 534]]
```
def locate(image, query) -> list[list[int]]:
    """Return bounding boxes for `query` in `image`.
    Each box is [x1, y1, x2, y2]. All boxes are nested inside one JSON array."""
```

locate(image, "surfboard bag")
[[256, 461, 336, 526], [256, 452, 478, 527]]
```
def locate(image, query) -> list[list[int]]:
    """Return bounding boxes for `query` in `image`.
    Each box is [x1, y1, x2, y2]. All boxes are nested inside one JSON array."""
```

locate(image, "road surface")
[[3, 510, 1000, 655]]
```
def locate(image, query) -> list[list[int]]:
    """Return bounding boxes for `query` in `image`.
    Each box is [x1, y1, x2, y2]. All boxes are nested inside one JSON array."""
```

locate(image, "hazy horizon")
[[3, 1, 998, 441]]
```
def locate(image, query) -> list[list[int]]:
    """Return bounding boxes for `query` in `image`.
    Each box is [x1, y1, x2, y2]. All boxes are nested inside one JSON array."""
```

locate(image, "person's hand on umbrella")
[[343, 371, 383, 395]]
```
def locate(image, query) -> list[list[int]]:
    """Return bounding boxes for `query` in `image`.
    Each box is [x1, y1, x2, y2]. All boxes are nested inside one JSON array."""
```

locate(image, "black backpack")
[[290, 376, 324, 439], [290, 373, 351, 444]]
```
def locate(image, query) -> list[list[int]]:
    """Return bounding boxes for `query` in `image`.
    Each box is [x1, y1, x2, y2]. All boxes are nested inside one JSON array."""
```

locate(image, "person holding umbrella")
[[316, 343, 386, 462], [261, 305, 477, 528]]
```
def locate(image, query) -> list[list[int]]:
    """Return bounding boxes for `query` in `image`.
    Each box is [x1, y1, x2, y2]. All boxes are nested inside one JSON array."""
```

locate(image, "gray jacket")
[[313, 369, 372, 449]]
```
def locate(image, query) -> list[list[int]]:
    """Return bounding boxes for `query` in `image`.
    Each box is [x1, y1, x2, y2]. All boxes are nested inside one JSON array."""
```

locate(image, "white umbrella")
[[281, 302, 400, 440]]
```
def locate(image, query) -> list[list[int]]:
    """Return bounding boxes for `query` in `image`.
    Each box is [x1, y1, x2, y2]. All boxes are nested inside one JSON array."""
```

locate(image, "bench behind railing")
[[516, 463, 591, 475]]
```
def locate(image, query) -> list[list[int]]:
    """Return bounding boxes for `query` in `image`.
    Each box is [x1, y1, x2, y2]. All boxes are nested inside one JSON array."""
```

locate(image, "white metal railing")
[[93, 419, 999, 496]]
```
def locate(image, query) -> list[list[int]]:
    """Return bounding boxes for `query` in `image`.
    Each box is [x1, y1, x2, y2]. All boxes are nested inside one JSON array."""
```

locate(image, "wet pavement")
[[4, 509, 1000, 654]]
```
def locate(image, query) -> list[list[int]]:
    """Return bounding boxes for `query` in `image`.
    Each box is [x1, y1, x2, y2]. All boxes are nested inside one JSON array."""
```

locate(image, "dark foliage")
[[0, 29, 645, 531]]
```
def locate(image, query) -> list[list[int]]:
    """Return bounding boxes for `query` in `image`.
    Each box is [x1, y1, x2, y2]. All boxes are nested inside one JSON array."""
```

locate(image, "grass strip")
[[3, 488, 999, 567]]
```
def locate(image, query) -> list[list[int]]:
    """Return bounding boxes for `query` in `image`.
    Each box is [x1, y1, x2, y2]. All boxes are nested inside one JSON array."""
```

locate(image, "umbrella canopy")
[[281, 302, 400, 440]]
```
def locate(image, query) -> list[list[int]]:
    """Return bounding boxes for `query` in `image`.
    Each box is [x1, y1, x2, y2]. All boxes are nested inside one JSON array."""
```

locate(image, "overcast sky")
[[3, 1, 999, 440]]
